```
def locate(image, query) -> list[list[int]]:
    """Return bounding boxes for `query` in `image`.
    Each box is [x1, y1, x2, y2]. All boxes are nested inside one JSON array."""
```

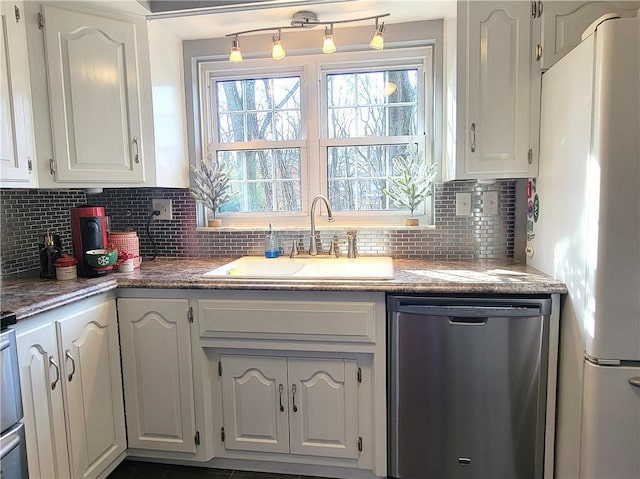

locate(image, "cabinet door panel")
[[541, 1, 640, 70], [42, 5, 143, 183], [221, 355, 289, 454], [57, 299, 125, 479], [16, 322, 70, 479], [0, 1, 36, 186], [118, 298, 196, 453], [466, 1, 532, 176], [288, 358, 358, 459]]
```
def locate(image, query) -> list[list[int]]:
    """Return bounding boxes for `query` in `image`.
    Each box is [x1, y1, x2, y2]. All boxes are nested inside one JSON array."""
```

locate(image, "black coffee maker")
[[39, 231, 61, 279]]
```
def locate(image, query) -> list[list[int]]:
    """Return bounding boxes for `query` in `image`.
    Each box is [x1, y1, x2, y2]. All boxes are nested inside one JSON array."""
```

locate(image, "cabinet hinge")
[[528, 148, 533, 165], [188, 306, 194, 323], [357, 367, 362, 384], [358, 437, 363, 452], [194, 431, 200, 446], [14, 5, 20, 22], [221, 427, 225, 442], [531, 1, 543, 18], [37, 12, 44, 30], [535, 44, 543, 62], [218, 361, 222, 377], [27, 159, 33, 172], [49, 158, 56, 175]]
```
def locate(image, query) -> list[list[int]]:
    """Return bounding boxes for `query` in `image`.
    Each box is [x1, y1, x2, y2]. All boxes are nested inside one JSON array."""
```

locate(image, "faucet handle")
[[328, 236, 339, 258], [289, 240, 299, 258], [347, 230, 357, 259]]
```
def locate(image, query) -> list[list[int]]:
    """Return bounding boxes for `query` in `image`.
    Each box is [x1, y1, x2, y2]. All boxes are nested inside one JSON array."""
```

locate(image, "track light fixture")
[[272, 30, 286, 60], [229, 35, 243, 62], [322, 25, 337, 54], [226, 11, 390, 62], [369, 19, 385, 50]]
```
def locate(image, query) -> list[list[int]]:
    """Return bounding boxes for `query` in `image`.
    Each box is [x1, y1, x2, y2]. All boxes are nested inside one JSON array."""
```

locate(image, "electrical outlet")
[[456, 192, 471, 216], [483, 191, 499, 216], [152, 199, 173, 220]]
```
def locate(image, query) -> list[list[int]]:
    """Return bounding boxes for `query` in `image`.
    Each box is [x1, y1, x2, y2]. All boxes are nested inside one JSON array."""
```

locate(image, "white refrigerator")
[[528, 16, 640, 479]]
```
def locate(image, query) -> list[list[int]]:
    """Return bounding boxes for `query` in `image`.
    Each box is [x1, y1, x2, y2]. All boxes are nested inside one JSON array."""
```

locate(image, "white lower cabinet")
[[14, 294, 126, 479], [197, 290, 387, 477], [220, 354, 359, 459], [118, 298, 197, 454]]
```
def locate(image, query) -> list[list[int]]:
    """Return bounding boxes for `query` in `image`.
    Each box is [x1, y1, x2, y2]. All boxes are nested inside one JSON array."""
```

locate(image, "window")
[[200, 46, 434, 226]]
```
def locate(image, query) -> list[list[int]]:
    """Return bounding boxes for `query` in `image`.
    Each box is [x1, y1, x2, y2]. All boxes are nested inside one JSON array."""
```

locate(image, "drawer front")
[[198, 299, 377, 343]]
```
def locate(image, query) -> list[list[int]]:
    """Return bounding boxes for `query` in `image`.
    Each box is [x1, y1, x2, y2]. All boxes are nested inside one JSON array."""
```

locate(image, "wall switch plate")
[[152, 199, 173, 220], [483, 191, 499, 216], [456, 192, 471, 216]]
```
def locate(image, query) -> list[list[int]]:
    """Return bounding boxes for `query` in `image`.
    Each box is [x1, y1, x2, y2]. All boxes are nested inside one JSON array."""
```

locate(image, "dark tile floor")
[[108, 460, 336, 479]]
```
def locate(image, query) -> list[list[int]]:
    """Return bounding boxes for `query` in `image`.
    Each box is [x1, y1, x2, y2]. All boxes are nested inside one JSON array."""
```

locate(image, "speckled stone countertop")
[[1, 257, 566, 320]]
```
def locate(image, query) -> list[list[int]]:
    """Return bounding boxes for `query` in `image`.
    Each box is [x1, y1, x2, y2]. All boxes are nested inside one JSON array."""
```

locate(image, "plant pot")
[[208, 219, 223, 227], [404, 218, 419, 226]]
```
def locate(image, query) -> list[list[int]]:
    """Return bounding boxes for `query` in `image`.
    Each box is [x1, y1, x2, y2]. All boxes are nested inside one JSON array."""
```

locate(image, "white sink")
[[203, 256, 394, 280]]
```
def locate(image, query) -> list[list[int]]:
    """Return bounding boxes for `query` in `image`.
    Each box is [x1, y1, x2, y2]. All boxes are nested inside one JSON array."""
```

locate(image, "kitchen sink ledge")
[[1, 257, 567, 321]]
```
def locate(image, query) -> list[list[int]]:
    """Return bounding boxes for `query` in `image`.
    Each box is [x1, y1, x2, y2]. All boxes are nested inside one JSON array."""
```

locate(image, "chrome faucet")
[[309, 194, 334, 255]]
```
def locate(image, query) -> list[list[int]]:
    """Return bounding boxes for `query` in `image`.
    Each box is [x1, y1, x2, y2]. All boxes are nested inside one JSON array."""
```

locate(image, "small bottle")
[[264, 223, 280, 258]]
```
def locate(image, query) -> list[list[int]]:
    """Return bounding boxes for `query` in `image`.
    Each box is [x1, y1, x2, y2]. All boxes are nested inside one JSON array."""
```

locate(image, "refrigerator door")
[[581, 360, 640, 478], [584, 17, 640, 362]]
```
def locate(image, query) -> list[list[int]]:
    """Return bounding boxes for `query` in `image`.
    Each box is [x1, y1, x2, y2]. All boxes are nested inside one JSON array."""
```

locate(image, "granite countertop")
[[1, 257, 567, 320]]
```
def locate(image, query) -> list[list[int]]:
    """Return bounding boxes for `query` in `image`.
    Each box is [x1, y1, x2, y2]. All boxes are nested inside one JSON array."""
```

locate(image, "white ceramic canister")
[[53, 256, 78, 280], [118, 259, 135, 273]]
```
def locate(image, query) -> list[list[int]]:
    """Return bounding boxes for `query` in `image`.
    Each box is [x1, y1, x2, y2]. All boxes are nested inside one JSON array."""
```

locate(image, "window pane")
[[216, 76, 302, 143], [217, 80, 243, 112], [218, 148, 301, 213], [218, 113, 245, 143], [327, 144, 419, 211], [327, 69, 418, 139]]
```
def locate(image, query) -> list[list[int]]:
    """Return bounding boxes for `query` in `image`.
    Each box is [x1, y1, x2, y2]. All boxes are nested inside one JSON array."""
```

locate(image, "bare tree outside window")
[[215, 76, 302, 212], [326, 69, 421, 211]]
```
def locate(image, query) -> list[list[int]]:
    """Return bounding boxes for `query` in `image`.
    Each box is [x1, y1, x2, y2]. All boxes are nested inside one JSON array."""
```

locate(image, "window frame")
[[198, 46, 435, 227]]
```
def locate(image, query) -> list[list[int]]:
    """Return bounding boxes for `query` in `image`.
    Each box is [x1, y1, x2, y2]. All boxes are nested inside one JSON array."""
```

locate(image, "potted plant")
[[383, 146, 438, 226], [190, 158, 237, 227]]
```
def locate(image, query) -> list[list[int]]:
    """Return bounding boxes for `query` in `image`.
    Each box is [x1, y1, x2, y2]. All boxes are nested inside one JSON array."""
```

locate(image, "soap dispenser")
[[264, 223, 280, 258]]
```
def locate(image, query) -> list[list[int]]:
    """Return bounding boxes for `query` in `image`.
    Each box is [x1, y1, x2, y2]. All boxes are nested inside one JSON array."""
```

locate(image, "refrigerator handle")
[[628, 377, 640, 388]]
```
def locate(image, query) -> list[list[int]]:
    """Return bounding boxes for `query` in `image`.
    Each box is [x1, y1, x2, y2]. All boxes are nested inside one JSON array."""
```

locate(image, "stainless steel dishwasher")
[[387, 296, 552, 479]]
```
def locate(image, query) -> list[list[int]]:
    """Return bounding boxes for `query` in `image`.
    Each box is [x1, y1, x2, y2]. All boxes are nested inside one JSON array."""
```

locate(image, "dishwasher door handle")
[[449, 317, 488, 325], [395, 304, 542, 318]]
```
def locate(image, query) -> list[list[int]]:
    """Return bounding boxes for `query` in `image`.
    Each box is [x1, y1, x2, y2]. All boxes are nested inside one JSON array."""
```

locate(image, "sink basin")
[[203, 256, 394, 280]]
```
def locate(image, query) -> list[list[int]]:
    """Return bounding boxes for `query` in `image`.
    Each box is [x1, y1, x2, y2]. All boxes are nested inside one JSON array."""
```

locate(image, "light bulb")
[[322, 26, 336, 54], [272, 33, 286, 60], [370, 22, 385, 50], [229, 38, 243, 62]]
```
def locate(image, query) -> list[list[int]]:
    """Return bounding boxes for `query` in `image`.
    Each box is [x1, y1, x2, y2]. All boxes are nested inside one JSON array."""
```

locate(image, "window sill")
[[196, 224, 436, 232]]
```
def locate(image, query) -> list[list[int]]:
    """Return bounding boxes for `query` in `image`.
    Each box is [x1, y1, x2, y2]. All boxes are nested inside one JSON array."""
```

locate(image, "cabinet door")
[[118, 298, 196, 453], [0, 1, 36, 187], [288, 358, 359, 459], [56, 299, 125, 479], [540, 1, 640, 70], [16, 322, 70, 479], [460, 1, 534, 178], [220, 355, 289, 454], [41, 5, 145, 183]]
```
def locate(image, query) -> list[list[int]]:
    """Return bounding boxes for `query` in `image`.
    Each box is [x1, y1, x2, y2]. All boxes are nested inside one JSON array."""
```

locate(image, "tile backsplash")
[[1, 180, 515, 277]]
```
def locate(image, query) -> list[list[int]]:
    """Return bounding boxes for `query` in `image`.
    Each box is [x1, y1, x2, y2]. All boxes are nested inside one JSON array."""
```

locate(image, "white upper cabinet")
[[28, 3, 156, 187], [539, 1, 640, 70], [450, 1, 537, 180], [1, 1, 37, 187]]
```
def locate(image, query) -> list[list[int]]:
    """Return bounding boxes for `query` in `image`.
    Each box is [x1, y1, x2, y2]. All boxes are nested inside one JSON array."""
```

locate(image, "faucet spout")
[[309, 194, 334, 255]]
